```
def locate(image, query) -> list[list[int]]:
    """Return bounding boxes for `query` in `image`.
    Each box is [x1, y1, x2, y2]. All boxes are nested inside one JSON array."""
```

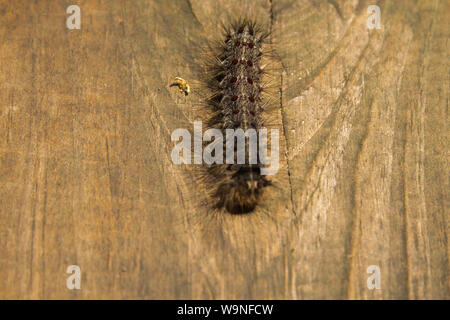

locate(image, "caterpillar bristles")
[[186, 18, 279, 215]]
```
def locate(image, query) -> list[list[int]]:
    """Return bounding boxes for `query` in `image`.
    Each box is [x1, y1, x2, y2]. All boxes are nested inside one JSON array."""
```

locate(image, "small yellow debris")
[[170, 77, 190, 96]]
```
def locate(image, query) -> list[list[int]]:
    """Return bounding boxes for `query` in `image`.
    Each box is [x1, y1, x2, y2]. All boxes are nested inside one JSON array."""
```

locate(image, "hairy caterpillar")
[[202, 19, 274, 214]]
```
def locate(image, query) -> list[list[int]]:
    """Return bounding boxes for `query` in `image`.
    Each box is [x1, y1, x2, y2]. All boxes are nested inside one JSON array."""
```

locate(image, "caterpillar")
[[202, 19, 274, 214]]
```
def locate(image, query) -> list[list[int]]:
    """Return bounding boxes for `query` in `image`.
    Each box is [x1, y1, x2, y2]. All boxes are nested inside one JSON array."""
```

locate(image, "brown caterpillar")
[[202, 19, 273, 214]]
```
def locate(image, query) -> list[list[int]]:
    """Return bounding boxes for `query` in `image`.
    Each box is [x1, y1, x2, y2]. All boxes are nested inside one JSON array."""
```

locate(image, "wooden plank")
[[0, 0, 448, 299]]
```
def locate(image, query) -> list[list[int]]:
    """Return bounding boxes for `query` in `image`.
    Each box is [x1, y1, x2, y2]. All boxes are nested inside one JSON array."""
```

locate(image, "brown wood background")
[[0, 0, 448, 299]]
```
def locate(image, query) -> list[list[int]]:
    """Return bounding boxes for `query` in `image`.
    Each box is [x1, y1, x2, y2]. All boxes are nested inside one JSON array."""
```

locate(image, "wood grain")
[[0, 0, 448, 299]]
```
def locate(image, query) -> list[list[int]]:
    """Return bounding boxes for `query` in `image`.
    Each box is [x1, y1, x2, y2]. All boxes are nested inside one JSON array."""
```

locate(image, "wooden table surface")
[[0, 0, 448, 299]]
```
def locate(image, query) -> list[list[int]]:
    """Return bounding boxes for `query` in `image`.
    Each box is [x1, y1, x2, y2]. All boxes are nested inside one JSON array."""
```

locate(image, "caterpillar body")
[[203, 20, 273, 214]]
